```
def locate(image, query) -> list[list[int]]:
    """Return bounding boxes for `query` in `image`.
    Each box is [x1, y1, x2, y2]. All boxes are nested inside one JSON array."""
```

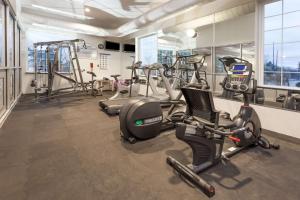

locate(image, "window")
[[138, 34, 158, 76], [27, 46, 54, 73], [26, 30, 75, 73], [158, 49, 173, 65], [8, 14, 14, 67], [27, 46, 34, 72], [18, 27, 21, 67], [28, 47, 70, 73], [177, 49, 192, 57], [0, 1, 4, 67], [263, 0, 300, 88], [15, 25, 20, 67], [58, 47, 70, 73], [138, 34, 157, 65]]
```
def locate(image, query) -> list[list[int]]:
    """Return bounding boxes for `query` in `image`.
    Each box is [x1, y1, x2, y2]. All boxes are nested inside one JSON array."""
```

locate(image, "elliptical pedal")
[[120, 132, 137, 144], [128, 137, 137, 144]]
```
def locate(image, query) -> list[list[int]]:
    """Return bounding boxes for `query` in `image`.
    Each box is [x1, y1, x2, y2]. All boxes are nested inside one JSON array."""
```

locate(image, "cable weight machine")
[[31, 39, 88, 101]]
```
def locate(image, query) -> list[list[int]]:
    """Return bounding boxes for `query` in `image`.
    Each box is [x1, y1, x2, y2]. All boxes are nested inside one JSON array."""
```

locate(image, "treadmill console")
[[224, 62, 253, 93]]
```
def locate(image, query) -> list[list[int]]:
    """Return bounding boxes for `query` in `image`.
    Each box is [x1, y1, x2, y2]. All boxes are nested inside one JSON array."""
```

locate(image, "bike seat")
[[87, 71, 96, 77], [111, 75, 121, 78]]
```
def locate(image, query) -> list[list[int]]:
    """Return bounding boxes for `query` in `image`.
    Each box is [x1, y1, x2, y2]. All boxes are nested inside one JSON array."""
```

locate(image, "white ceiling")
[[21, 0, 172, 37], [21, 0, 169, 18], [20, 0, 214, 38]]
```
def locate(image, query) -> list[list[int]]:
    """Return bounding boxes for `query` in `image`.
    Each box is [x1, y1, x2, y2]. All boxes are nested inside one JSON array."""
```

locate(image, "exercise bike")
[[109, 61, 141, 100], [84, 63, 103, 97], [166, 57, 279, 197]]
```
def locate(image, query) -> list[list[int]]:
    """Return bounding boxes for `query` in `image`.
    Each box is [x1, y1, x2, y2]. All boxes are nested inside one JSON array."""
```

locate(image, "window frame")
[[258, 0, 300, 90]]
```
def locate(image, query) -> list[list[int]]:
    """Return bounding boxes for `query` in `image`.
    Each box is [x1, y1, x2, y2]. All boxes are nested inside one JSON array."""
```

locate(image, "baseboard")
[[263, 129, 300, 145], [0, 93, 22, 128]]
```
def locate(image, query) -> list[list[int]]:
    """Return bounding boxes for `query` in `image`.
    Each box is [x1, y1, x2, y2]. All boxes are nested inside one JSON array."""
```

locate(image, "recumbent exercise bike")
[[166, 57, 279, 197]]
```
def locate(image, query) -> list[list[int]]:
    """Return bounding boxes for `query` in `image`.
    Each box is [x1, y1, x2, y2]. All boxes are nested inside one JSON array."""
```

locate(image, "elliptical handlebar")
[[163, 63, 176, 78], [134, 61, 142, 67], [126, 61, 143, 70], [143, 63, 164, 70]]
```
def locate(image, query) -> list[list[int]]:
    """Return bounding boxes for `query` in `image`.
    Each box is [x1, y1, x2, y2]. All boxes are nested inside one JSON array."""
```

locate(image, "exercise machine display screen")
[[228, 64, 249, 77], [225, 63, 252, 92], [233, 65, 246, 71]]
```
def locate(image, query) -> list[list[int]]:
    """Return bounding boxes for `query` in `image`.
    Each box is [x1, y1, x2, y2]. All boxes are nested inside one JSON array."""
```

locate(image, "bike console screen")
[[225, 63, 252, 93]]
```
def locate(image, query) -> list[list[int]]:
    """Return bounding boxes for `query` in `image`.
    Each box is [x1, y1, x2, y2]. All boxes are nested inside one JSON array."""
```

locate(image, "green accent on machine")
[[135, 119, 144, 126]]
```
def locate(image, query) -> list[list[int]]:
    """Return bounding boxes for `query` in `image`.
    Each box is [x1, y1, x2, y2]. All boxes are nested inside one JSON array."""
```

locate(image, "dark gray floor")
[[0, 94, 299, 200]]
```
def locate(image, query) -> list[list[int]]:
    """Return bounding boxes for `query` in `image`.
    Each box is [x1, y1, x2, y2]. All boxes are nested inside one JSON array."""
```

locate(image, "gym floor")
[[0, 93, 299, 200]]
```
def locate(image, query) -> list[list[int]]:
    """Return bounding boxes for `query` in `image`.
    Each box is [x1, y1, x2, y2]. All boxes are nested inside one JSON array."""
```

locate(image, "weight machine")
[[31, 39, 87, 101]]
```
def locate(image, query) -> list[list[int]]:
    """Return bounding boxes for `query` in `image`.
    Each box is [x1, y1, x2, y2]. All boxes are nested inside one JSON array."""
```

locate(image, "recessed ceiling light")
[[85, 8, 90, 12]]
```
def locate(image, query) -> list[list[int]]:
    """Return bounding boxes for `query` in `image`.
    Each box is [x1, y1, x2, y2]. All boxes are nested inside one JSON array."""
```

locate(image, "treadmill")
[[99, 63, 178, 115]]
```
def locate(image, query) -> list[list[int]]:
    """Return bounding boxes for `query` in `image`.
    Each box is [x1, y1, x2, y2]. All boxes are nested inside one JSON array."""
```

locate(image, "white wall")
[[214, 97, 300, 139], [119, 52, 135, 78], [196, 13, 255, 48], [22, 29, 134, 94], [215, 13, 255, 46], [196, 25, 214, 48]]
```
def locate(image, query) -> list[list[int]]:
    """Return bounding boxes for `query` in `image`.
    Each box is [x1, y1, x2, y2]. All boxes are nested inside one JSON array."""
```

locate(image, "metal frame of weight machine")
[[33, 39, 87, 101]]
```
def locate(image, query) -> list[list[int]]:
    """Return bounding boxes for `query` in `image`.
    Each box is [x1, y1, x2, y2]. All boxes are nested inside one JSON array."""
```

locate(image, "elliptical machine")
[[119, 54, 210, 144], [163, 54, 196, 90], [166, 57, 279, 197], [219, 57, 265, 104]]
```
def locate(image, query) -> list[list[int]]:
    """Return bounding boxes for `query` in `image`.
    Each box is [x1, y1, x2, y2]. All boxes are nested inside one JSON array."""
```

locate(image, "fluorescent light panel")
[[31, 4, 94, 20]]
